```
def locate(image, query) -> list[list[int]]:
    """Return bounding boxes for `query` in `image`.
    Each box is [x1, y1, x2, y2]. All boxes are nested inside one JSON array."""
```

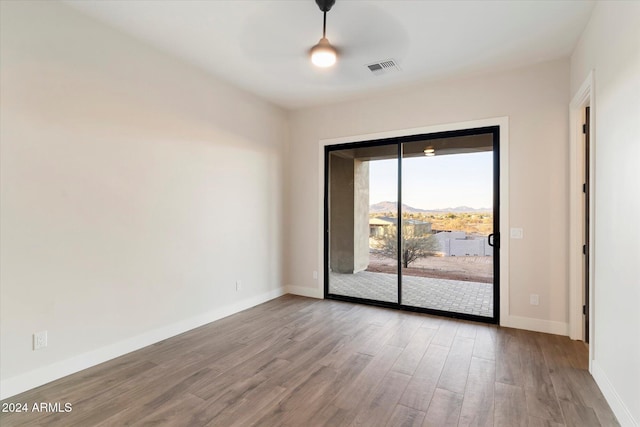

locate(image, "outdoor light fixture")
[[424, 147, 435, 156], [310, 0, 337, 68]]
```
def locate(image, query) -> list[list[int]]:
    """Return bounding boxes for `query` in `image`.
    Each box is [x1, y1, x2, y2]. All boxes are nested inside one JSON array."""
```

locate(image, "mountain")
[[370, 201, 491, 214], [369, 201, 427, 213]]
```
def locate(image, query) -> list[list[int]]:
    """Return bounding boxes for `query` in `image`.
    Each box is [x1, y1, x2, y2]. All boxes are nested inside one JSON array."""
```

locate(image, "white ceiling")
[[65, 0, 595, 109]]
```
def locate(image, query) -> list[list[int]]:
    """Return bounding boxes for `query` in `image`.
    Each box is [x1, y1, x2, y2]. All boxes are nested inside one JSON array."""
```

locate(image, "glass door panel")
[[400, 135, 495, 318], [326, 144, 398, 303]]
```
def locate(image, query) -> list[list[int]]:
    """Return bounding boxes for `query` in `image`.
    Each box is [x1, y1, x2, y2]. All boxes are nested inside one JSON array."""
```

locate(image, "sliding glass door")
[[325, 127, 499, 323]]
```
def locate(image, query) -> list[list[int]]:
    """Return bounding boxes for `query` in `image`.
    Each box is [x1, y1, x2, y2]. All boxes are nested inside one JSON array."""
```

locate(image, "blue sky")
[[369, 152, 493, 210]]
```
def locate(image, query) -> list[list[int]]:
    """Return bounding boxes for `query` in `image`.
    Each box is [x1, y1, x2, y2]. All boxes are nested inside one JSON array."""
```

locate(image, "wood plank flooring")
[[0, 295, 619, 426]]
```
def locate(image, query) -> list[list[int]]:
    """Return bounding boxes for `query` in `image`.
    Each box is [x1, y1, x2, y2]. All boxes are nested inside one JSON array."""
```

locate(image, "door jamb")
[[569, 71, 595, 367]]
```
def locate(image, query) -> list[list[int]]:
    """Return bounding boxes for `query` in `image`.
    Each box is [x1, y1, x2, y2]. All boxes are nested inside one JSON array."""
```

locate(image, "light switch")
[[510, 227, 524, 239]]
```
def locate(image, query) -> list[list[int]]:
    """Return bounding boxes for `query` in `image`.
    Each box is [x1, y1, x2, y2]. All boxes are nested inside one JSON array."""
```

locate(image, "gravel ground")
[[366, 253, 493, 283]]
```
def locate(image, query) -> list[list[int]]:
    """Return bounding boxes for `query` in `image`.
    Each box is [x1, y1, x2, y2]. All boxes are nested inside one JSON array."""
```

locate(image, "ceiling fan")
[[309, 0, 338, 67], [240, 0, 405, 73]]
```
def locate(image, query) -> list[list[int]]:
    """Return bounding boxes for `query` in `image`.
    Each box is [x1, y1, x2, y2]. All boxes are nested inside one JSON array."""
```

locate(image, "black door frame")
[[584, 106, 590, 342], [323, 126, 500, 324]]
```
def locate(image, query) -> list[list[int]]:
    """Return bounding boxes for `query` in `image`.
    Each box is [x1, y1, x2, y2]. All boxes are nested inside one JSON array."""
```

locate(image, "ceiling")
[[65, 0, 595, 110]]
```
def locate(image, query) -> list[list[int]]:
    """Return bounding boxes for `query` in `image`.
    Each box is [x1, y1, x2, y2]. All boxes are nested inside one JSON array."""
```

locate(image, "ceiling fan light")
[[310, 37, 337, 68]]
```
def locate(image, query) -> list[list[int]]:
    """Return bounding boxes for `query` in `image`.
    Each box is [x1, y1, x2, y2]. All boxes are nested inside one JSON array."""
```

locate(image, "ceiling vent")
[[366, 59, 401, 76]]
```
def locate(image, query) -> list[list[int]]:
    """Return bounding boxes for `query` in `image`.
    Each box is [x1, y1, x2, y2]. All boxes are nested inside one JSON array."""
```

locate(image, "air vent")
[[366, 59, 401, 76]]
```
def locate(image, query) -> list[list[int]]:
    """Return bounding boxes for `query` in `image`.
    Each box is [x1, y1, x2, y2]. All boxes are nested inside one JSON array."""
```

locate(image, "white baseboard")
[[501, 315, 569, 336], [286, 284, 323, 299], [0, 287, 286, 400], [592, 361, 638, 427]]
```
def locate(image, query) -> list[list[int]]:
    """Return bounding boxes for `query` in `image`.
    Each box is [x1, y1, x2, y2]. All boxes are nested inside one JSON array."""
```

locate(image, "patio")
[[329, 270, 493, 317]]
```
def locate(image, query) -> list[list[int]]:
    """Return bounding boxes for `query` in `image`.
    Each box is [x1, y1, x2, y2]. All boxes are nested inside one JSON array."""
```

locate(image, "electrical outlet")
[[33, 330, 47, 350], [510, 228, 524, 239], [530, 294, 539, 306], [236, 280, 242, 292]]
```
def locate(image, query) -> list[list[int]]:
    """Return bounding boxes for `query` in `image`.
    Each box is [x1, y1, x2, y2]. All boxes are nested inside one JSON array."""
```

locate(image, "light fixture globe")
[[310, 37, 337, 68]]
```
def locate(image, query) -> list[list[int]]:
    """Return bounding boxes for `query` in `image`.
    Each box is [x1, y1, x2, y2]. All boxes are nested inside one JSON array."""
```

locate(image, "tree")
[[378, 225, 440, 268]]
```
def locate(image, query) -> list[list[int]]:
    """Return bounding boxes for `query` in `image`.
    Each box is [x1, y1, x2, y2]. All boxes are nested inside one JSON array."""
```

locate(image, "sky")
[[369, 151, 493, 210]]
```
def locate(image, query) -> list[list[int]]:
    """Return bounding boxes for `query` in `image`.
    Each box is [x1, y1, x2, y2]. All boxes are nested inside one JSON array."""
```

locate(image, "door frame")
[[569, 72, 595, 362], [318, 117, 510, 325]]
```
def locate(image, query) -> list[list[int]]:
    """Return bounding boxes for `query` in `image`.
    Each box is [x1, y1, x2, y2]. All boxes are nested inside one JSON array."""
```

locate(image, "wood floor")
[[1, 295, 619, 426]]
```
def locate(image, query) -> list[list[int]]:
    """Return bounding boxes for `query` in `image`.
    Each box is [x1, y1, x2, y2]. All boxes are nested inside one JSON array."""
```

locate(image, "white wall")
[[570, 2, 640, 425], [287, 59, 571, 331], [0, 1, 287, 398]]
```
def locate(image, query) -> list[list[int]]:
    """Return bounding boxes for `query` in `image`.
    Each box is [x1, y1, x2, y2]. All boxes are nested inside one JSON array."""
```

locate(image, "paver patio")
[[329, 270, 493, 317]]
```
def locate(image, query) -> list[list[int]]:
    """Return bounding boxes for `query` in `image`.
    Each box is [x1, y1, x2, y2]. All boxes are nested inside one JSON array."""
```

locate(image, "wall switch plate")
[[313, 271, 318, 280], [236, 280, 242, 291], [510, 227, 524, 239], [530, 294, 539, 306], [33, 330, 47, 350]]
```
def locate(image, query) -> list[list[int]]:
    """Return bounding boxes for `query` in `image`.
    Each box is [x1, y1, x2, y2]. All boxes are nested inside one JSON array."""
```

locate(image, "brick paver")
[[329, 271, 493, 317]]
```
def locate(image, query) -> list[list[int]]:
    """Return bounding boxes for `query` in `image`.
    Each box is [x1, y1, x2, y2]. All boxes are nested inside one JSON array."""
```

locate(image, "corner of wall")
[[286, 285, 324, 299], [592, 361, 639, 427], [0, 287, 286, 401]]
